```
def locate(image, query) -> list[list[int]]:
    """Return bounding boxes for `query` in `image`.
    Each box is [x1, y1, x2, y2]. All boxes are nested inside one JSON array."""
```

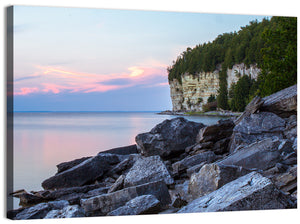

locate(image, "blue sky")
[[13, 5, 267, 111]]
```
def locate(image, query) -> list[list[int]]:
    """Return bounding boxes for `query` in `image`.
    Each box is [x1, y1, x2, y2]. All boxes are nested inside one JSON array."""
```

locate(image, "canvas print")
[[7, 5, 297, 220]]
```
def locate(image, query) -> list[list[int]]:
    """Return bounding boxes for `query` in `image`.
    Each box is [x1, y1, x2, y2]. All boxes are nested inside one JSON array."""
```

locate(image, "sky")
[[13, 6, 268, 111]]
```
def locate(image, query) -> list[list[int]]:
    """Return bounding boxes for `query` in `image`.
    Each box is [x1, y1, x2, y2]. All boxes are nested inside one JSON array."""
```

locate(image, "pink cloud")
[[42, 83, 78, 94], [14, 87, 39, 96], [14, 62, 169, 96]]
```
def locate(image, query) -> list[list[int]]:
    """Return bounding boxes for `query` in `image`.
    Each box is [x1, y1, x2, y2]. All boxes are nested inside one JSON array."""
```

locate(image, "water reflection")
[[12, 112, 225, 209]]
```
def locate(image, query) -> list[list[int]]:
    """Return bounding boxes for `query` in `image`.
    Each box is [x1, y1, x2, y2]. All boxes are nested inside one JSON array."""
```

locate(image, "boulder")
[[81, 180, 171, 216], [281, 152, 297, 166], [42, 154, 121, 190], [15, 200, 69, 220], [56, 157, 91, 174], [218, 138, 286, 171], [273, 166, 297, 195], [94, 153, 125, 164], [233, 112, 286, 134], [108, 195, 161, 216], [18, 192, 45, 207], [234, 96, 263, 125], [135, 117, 205, 159], [44, 205, 85, 218], [186, 142, 213, 153], [48, 200, 70, 209], [106, 154, 141, 176], [284, 115, 297, 140], [124, 155, 174, 187], [229, 112, 285, 153], [42, 183, 107, 204], [178, 172, 295, 213], [15, 202, 51, 219], [98, 144, 138, 155], [168, 180, 192, 204], [211, 138, 231, 155], [7, 207, 25, 220], [260, 84, 297, 118], [84, 187, 109, 198], [172, 151, 216, 175], [196, 119, 234, 143], [188, 164, 251, 199]]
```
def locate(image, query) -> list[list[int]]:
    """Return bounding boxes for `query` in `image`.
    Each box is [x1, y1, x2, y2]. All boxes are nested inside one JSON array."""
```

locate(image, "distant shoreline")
[[157, 110, 242, 117]]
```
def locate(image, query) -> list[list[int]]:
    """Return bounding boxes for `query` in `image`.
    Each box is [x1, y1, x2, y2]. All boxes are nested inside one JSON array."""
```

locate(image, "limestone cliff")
[[170, 63, 260, 111]]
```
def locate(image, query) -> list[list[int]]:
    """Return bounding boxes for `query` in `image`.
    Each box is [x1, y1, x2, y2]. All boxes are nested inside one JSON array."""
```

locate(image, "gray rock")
[[229, 112, 285, 153], [172, 151, 216, 174], [84, 187, 109, 198], [124, 155, 174, 187], [169, 180, 192, 203], [42, 154, 120, 190], [178, 172, 295, 213], [186, 142, 213, 153], [273, 166, 297, 194], [260, 84, 297, 118], [218, 138, 284, 171], [108, 195, 161, 216], [172, 197, 188, 208], [108, 175, 125, 193], [234, 96, 263, 125], [281, 152, 297, 166], [81, 180, 171, 216], [41, 183, 107, 204], [196, 119, 234, 143], [107, 154, 141, 176], [234, 112, 286, 134], [211, 138, 231, 155], [15, 200, 69, 220], [292, 138, 297, 151], [56, 157, 91, 174], [186, 162, 206, 177], [284, 115, 297, 140], [44, 205, 85, 218], [48, 200, 70, 210], [98, 144, 138, 155], [188, 164, 251, 199], [18, 192, 45, 207], [103, 177, 116, 184], [135, 117, 205, 159], [7, 207, 26, 220], [15, 203, 51, 220]]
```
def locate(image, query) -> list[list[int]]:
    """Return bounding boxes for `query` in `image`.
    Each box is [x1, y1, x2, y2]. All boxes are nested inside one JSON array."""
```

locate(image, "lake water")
[[12, 112, 225, 209]]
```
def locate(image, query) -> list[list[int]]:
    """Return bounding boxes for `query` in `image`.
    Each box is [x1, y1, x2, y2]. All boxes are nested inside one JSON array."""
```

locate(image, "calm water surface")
[[13, 112, 225, 208]]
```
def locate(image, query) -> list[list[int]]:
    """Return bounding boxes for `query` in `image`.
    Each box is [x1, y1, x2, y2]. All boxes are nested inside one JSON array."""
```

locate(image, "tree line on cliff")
[[167, 16, 297, 112]]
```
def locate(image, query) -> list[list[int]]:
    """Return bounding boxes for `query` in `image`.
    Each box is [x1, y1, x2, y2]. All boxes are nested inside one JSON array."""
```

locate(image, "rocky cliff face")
[[169, 63, 260, 111]]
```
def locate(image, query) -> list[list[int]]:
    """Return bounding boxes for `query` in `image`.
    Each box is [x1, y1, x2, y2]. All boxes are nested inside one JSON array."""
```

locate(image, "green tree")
[[259, 16, 297, 96], [217, 68, 229, 110], [231, 75, 252, 112], [207, 94, 216, 103]]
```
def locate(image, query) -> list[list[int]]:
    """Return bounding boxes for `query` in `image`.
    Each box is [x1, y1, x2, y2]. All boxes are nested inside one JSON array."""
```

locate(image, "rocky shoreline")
[[8, 85, 297, 219], [157, 110, 242, 117]]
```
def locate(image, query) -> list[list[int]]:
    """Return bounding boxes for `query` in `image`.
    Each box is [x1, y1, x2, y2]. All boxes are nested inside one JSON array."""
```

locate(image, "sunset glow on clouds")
[[13, 6, 266, 111], [14, 63, 168, 96]]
